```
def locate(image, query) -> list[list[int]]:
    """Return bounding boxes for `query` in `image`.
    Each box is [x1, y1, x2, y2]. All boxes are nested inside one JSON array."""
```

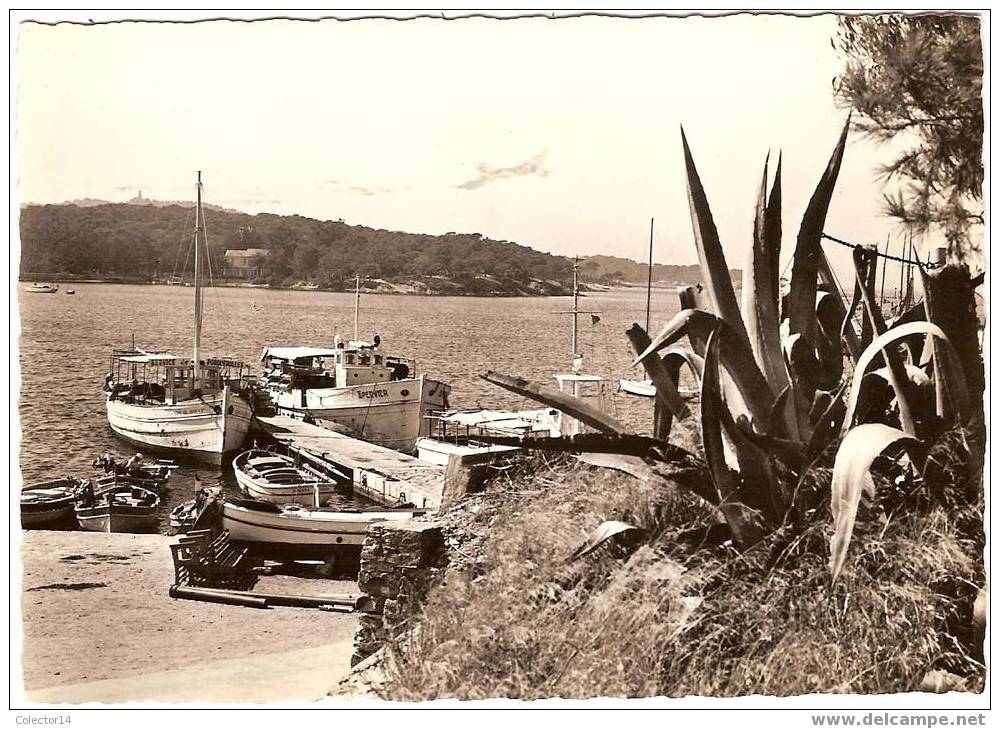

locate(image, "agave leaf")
[[701, 325, 766, 547], [743, 154, 789, 395], [815, 291, 845, 390], [481, 371, 628, 434], [765, 153, 783, 308], [681, 128, 751, 349], [850, 248, 917, 435], [788, 117, 850, 344], [636, 308, 774, 427], [841, 322, 971, 435], [829, 423, 919, 582], [817, 248, 862, 361], [625, 324, 690, 421], [804, 382, 848, 461]]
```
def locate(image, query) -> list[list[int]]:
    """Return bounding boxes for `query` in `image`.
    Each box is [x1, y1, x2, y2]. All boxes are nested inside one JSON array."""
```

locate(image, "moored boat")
[[233, 448, 345, 506], [619, 378, 657, 398], [220, 498, 422, 558], [26, 282, 59, 294], [258, 275, 450, 453], [103, 173, 253, 464], [75, 484, 160, 533], [21, 478, 83, 528], [169, 486, 222, 532]]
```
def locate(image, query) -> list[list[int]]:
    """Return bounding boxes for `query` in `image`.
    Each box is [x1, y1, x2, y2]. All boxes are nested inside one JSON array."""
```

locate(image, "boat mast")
[[354, 274, 361, 342], [645, 217, 654, 333], [193, 171, 203, 388], [572, 258, 580, 358]]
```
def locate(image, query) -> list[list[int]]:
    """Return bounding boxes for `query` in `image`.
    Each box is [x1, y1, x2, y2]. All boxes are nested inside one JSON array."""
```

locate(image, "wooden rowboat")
[[233, 448, 344, 506], [21, 478, 83, 528], [75, 484, 160, 533], [220, 497, 422, 558]]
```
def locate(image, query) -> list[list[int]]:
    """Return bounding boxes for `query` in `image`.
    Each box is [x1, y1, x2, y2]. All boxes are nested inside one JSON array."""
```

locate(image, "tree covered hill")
[[18, 202, 727, 295], [17, 203, 575, 295], [579, 254, 739, 287]]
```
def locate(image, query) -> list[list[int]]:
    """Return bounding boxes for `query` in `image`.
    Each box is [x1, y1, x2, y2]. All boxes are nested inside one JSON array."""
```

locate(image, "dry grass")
[[381, 455, 985, 701]]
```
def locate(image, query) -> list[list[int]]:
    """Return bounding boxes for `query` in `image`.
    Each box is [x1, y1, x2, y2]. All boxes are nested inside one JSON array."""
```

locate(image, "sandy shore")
[[17, 530, 359, 704]]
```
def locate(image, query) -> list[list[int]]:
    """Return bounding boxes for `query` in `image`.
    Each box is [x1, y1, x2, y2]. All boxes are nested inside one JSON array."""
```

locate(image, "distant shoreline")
[[18, 277, 690, 297]]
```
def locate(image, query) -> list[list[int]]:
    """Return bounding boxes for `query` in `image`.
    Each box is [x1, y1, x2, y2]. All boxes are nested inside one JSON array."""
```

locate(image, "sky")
[[15, 13, 928, 281]]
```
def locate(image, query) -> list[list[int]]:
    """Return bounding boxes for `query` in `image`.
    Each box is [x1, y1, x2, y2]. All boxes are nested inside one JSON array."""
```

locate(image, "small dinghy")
[[233, 449, 344, 506], [169, 487, 221, 532], [21, 478, 83, 528], [75, 484, 160, 533], [220, 497, 422, 558], [94, 472, 169, 495]]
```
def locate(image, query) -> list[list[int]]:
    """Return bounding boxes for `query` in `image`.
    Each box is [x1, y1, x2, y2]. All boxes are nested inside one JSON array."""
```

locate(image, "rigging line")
[[821, 232, 943, 270]]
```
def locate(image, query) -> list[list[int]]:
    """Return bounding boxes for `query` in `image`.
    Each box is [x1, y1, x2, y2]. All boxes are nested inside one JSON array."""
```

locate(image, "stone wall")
[[352, 520, 447, 666]]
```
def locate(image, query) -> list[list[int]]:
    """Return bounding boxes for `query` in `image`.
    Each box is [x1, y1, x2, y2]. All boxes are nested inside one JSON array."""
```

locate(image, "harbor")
[[14, 9, 987, 714]]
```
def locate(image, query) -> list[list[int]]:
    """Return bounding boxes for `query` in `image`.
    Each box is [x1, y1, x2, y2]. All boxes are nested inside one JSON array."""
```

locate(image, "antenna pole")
[[879, 233, 888, 311], [572, 260, 579, 358], [646, 218, 654, 333], [354, 275, 360, 342], [193, 171, 203, 389]]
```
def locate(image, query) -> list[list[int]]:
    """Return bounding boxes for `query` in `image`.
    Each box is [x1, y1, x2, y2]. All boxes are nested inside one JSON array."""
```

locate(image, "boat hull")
[[21, 480, 80, 529], [619, 378, 656, 398], [221, 501, 418, 558], [75, 509, 159, 533], [232, 451, 340, 506], [270, 376, 449, 452], [106, 387, 252, 464]]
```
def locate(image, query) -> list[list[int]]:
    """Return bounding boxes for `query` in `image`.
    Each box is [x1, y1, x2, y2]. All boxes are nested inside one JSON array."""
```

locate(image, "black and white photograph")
[[10, 9, 989, 716]]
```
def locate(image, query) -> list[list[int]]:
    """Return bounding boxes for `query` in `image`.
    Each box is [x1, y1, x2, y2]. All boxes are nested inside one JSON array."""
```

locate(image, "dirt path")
[[17, 530, 358, 704]]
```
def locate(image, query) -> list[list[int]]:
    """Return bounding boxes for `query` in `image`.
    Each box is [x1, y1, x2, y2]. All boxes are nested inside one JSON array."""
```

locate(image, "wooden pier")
[[254, 415, 445, 511]]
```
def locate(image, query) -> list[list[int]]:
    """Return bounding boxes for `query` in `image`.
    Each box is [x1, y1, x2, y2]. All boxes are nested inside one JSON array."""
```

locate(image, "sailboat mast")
[[354, 275, 361, 342], [645, 217, 654, 333], [572, 259, 579, 358], [193, 171, 203, 388]]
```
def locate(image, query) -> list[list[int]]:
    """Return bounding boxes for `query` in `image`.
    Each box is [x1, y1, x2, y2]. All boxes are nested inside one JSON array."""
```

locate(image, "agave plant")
[[631, 122, 981, 578], [480, 120, 983, 582]]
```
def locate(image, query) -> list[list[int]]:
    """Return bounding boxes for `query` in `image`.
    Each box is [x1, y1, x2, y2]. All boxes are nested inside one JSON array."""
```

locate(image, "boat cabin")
[[553, 373, 608, 436], [105, 351, 249, 405], [260, 343, 416, 391]]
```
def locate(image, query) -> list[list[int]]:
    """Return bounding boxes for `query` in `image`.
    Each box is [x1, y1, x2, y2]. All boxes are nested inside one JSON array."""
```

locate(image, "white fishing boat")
[[75, 484, 160, 533], [220, 498, 423, 557], [259, 277, 450, 453], [26, 282, 59, 294], [104, 173, 253, 464], [233, 448, 345, 506], [20, 478, 83, 528], [416, 409, 561, 466]]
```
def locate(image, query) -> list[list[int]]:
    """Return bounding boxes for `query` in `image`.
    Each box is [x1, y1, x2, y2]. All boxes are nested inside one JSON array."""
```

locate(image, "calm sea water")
[[17, 284, 681, 529]]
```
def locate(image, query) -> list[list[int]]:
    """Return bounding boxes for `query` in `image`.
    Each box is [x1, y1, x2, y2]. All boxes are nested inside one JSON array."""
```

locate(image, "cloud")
[[455, 150, 551, 191], [323, 179, 399, 197]]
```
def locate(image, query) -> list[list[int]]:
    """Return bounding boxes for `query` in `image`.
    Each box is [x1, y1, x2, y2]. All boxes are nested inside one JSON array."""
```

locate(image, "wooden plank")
[[254, 415, 445, 511]]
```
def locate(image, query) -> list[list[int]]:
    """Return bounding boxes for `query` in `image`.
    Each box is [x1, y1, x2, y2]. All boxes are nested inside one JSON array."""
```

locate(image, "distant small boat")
[[220, 497, 422, 558], [619, 378, 698, 398], [21, 479, 83, 528], [75, 484, 160, 533], [619, 379, 656, 398], [66, 289, 76, 295], [26, 283, 59, 294], [233, 449, 344, 506]]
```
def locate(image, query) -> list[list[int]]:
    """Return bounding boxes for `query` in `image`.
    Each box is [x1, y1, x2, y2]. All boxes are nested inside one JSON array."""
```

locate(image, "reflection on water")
[[17, 283, 681, 530]]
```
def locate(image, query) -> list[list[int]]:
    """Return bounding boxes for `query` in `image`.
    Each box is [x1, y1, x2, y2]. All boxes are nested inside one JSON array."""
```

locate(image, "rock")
[[919, 670, 969, 693]]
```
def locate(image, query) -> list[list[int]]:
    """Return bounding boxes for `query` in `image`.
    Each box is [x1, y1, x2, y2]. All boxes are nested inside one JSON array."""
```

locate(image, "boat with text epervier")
[[258, 277, 450, 453]]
